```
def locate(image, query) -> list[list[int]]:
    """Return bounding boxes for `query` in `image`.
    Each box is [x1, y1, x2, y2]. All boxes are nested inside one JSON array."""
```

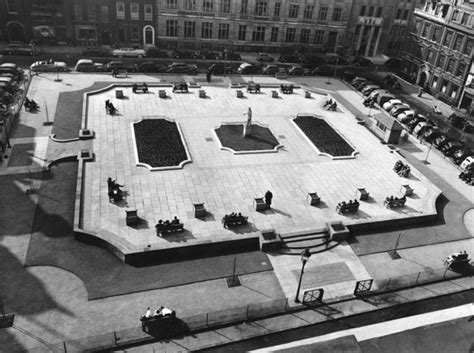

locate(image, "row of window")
[[73, 3, 153, 22], [425, 50, 468, 78], [360, 5, 410, 21], [166, 0, 343, 21], [116, 2, 153, 21], [430, 76, 459, 100], [167, 20, 329, 45], [415, 20, 473, 56], [421, 2, 471, 26]]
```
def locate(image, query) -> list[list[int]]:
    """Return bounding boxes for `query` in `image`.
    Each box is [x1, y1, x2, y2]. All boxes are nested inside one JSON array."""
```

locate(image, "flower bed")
[[215, 124, 279, 152], [134, 119, 188, 167], [294, 116, 354, 157]]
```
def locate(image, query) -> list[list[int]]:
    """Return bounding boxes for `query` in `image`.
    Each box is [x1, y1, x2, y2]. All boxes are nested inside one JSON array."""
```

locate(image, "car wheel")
[[137, 54, 143, 59]]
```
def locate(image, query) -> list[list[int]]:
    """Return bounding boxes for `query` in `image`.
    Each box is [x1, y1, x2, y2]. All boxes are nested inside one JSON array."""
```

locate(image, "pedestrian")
[[105, 99, 110, 114], [265, 190, 273, 208], [206, 71, 211, 83], [418, 87, 423, 97], [145, 307, 152, 318]]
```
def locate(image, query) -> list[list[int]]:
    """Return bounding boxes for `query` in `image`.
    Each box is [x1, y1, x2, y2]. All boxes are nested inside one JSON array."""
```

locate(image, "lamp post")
[[294, 247, 311, 303]]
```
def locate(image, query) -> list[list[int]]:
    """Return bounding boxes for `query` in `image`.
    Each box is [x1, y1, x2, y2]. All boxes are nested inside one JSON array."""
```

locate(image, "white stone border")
[[292, 114, 359, 160], [131, 116, 192, 171], [213, 121, 283, 155]]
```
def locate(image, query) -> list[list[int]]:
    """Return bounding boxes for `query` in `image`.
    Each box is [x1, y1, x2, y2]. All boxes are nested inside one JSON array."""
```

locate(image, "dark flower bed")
[[134, 119, 188, 167], [215, 124, 279, 151], [294, 116, 354, 157]]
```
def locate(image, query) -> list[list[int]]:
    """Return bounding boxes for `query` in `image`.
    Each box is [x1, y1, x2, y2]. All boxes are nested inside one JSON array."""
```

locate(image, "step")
[[280, 230, 328, 241], [281, 234, 328, 244], [272, 240, 341, 255], [281, 237, 330, 250]]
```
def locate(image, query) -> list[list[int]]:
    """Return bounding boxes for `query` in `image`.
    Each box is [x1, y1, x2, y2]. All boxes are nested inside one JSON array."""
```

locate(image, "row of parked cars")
[[350, 76, 474, 173]]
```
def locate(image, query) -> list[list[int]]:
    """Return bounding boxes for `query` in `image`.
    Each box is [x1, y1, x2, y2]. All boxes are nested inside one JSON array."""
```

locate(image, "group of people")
[[323, 97, 337, 111], [156, 216, 181, 227], [142, 306, 175, 321], [223, 212, 244, 219], [24, 97, 39, 111], [105, 99, 117, 115], [338, 199, 360, 207]]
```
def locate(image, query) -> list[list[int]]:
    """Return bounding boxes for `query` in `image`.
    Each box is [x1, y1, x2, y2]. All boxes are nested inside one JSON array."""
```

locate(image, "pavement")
[[0, 70, 473, 352]]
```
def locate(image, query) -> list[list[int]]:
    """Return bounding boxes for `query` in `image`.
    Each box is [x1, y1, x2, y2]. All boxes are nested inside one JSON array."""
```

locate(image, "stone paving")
[[81, 81, 440, 251]]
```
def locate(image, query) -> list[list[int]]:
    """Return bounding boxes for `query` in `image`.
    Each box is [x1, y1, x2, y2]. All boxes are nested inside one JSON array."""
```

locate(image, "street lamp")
[[294, 247, 312, 303]]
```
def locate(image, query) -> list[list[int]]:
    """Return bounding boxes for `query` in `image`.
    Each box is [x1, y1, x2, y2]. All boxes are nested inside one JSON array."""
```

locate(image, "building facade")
[[401, 0, 473, 109], [155, 0, 352, 53]]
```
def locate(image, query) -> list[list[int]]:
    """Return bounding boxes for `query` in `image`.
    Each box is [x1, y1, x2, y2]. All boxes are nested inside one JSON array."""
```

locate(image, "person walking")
[[265, 190, 273, 208]]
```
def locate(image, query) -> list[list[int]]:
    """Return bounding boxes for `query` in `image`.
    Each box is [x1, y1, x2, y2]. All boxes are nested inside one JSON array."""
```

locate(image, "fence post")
[[114, 331, 118, 345], [386, 277, 391, 290], [63, 341, 67, 353], [245, 305, 249, 321], [205, 312, 209, 327]]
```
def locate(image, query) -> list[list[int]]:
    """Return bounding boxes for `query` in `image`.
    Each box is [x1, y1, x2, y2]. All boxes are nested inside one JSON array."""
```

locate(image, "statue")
[[243, 107, 252, 137]]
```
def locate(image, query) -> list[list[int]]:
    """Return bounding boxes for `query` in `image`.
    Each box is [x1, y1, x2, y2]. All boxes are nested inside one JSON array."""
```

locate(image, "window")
[[443, 31, 453, 47], [453, 34, 464, 51], [376, 7, 383, 17], [238, 25, 246, 40], [88, 5, 96, 21], [426, 50, 435, 64], [368, 6, 374, 17], [376, 121, 387, 132], [289, 4, 299, 18], [355, 25, 361, 35], [303, 5, 313, 19], [440, 80, 448, 93], [360, 5, 366, 16], [456, 62, 466, 77], [100, 6, 109, 22], [446, 58, 455, 73], [116, 2, 125, 19], [255, 1, 267, 16], [252, 26, 266, 41], [450, 85, 458, 99], [240, 0, 247, 13], [461, 13, 469, 25], [166, 20, 178, 37], [318, 6, 328, 20], [314, 30, 324, 44], [130, 3, 139, 20], [432, 27, 441, 41], [144, 4, 152, 20], [274, 3, 281, 17], [285, 28, 296, 43], [6, 0, 18, 13], [414, 20, 421, 35], [333, 8, 342, 21], [202, 22, 213, 38], [300, 29, 310, 44], [221, 0, 230, 13], [203, 0, 213, 12], [131, 26, 139, 41], [431, 76, 438, 89], [437, 54, 445, 69], [74, 4, 82, 21], [422, 23, 431, 38], [167, 0, 177, 9], [451, 10, 459, 21], [396, 9, 402, 19], [185, 0, 196, 10], [403, 10, 409, 20], [270, 27, 278, 42], [184, 21, 195, 38], [463, 39, 473, 56], [218, 23, 229, 39]]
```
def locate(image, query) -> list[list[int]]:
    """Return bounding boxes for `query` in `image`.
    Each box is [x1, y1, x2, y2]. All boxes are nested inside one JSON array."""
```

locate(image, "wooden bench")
[[199, 89, 206, 98], [115, 90, 124, 99], [307, 192, 321, 206], [400, 184, 413, 196], [159, 90, 167, 98], [356, 188, 369, 201], [133, 83, 148, 93], [236, 90, 244, 98], [280, 84, 294, 94], [383, 196, 406, 208], [336, 201, 359, 214], [255, 197, 268, 211], [272, 90, 278, 98], [172, 82, 188, 93], [222, 215, 248, 228], [155, 222, 184, 236], [247, 83, 260, 93]]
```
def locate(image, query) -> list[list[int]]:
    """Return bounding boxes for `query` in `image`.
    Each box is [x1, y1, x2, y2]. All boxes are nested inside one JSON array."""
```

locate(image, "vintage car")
[[112, 47, 146, 58], [30, 61, 70, 72], [1, 43, 38, 56]]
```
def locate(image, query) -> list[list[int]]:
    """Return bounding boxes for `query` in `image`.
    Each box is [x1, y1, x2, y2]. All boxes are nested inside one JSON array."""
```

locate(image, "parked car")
[[1, 43, 37, 56], [104, 61, 126, 72], [407, 116, 427, 132], [112, 47, 146, 58], [432, 134, 450, 149], [0, 63, 23, 81], [350, 57, 374, 66], [384, 57, 402, 69], [302, 54, 326, 69], [81, 47, 110, 57], [165, 63, 198, 74], [413, 121, 432, 136], [423, 127, 442, 143], [441, 140, 464, 155], [287, 65, 308, 76], [237, 63, 259, 74], [382, 99, 403, 111], [208, 63, 234, 75], [145, 47, 169, 58], [362, 85, 380, 96], [221, 51, 242, 61], [170, 50, 197, 59], [278, 54, 303, 63], [452, 149, 472, 165], [30, 60, 69, 72], [397, 110, 416, 123], [390, 104, 411, 117], [196, 50, 220, 60], [460, 156, 474, 171], [256, 53, 275, 63], [368, 89, 389, 100], [377, 94, 395, 107], [138, 61, 166, 73], [74, 59, 104, 72], [262, 64, 281, 75], [325, 54, 348, 65], [312, 65, 335, 76]]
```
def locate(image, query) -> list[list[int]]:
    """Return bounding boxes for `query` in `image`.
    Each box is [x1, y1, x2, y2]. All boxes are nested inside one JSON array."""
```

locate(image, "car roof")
[[239, 63, 252, 68], [76, 59, 93, 64]]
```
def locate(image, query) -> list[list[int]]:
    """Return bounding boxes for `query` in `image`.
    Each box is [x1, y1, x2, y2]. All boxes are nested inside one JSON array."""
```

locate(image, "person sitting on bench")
[[171, 216, 179, 224], [142, 82, 148, 93], [107, 177, 123, 192], [324, 98, 333, 107]]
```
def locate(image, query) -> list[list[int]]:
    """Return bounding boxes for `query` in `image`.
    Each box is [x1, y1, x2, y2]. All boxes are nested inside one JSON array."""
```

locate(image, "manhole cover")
[[388, 250, 401, 260]]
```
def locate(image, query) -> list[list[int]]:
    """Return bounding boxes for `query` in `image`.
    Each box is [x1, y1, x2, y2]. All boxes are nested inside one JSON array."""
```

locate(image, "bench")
[[222, 214, 248, 228], [400, 184, 413, 196], [280, 84, 294, 94], [247, 83, 261, 93], [272, 90, 278, 98], [383, 196, 406, 208], [356, 188, 369, 201], [255, 197, 268, 211], [159, 90, 167, 98], [133, 83, 148, 93], [236, 90, 244, 98], [155, 222, 184, 236], [199, 89, 206, 98], [126, 209, 139, 226], [336, 201, 359, 214], [307, 192, 321, 206], [172, 82, 188, 93]]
